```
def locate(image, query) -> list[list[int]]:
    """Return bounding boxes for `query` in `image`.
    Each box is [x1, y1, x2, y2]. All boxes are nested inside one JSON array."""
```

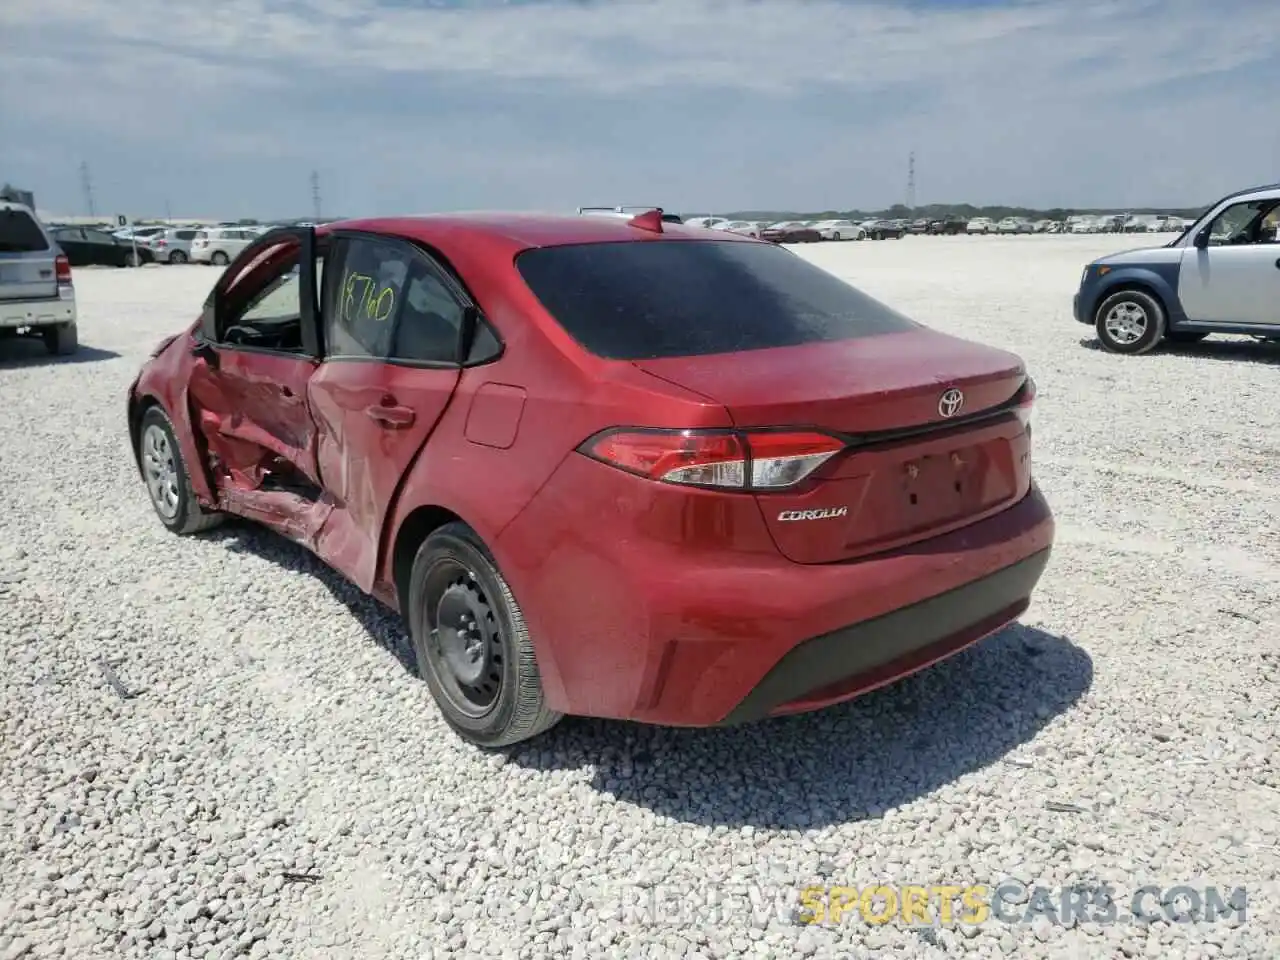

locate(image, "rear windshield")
[[514, 239, 918, 360], [0, 209, 50, 253]]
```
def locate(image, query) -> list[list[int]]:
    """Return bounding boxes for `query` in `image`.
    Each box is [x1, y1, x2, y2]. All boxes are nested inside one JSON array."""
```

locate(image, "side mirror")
[[1193, 228, 1210, 249]]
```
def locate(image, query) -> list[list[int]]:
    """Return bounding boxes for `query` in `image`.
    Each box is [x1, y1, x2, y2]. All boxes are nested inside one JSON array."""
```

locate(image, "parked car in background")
[[995, 218, 1034, 235], [713, 220, 766, 239], [929, 218, 968, 235], [115, 225, 168, 244], [577, 206, 684, 224], [146, 227, 200, 264], [127, 212, 1051, 748], [761, 221, 822, 243], [810, 219, 866, 241], [684, 216, 731, 229], [966, 217, 994, 235], [908, 219, 931, 235], [863, 220, 905, 240], [51, 226, 155, 267], [0, 201, 78, 355], [1073, 182, 1280, 354], [191, 226, 262, 266]]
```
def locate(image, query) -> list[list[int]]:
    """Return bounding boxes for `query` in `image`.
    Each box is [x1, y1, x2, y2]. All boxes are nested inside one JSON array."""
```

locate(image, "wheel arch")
[[1091, 266, 1185, 325], [390, 504, 471, 616]]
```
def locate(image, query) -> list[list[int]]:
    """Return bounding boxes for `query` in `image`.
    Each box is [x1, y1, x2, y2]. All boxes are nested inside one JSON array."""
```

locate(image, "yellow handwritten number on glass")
[[340, 270, 395, 323]]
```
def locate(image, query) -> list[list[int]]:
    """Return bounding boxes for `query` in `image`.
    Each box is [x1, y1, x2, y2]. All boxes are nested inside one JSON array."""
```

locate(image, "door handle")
[[365, 403, 415, 428]]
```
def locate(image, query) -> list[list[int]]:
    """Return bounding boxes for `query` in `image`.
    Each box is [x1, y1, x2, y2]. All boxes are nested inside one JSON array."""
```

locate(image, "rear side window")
[[0, 209, 50, 253], [514, 239, 919, 360]]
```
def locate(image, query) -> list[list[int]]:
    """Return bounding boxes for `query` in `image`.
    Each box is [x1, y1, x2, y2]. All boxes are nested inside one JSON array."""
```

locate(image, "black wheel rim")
[[422, 559, 504, 719]]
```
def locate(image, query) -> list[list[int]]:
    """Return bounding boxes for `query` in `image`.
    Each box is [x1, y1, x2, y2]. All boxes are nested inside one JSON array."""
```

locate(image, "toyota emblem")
[[938, 388, 964, 418]]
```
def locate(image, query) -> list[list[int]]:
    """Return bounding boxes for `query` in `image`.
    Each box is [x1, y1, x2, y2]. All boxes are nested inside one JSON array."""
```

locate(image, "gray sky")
[[3, 0, 1277, 220]]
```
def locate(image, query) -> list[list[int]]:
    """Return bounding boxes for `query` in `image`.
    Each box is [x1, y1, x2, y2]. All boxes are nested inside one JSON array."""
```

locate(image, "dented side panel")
[[308, 361, 461, 593]]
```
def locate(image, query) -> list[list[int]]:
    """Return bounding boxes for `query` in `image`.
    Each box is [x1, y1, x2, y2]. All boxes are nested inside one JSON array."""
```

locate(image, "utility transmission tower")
[[906, 151, 916, 211], [310, 170, 322, 221], [80, 161, 97, 218]]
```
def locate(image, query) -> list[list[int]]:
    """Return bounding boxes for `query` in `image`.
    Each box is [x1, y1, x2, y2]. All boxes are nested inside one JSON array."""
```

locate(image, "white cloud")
[[2, 0, 1276, 214], [3, 0, 1276, 97]]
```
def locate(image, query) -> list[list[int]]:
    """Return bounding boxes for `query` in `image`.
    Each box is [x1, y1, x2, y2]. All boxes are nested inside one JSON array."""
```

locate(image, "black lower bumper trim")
[[717, 548, 1052, 725]]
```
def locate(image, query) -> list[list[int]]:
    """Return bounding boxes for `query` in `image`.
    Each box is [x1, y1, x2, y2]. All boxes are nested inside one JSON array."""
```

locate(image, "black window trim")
[[321, 228, 504, 370], [196, 226, 322, 361]]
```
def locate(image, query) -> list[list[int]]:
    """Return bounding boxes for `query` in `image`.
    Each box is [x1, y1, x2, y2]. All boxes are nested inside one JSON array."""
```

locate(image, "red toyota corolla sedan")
[[127, 210, 1054, 748]]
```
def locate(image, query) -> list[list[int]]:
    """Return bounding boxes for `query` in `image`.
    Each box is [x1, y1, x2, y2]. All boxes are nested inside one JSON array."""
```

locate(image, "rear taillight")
[[579, 428, 846, 491], [55, 254, 72, 283], [154, 239, 167, 248], [1014, 375, 1035, 429]]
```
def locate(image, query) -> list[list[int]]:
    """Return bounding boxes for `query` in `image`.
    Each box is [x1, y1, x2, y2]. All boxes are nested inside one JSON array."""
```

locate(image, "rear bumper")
[[0, 293, 77, 328], [717, 546, 1049, 724], [497, 454, 1055, 727]]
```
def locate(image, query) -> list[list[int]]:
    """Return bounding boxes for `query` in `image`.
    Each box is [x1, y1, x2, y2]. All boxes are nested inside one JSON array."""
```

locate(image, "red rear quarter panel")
[[374, 225, 733, 613]]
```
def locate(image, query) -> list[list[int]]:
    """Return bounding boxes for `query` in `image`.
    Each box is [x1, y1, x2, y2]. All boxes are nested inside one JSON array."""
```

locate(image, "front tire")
[[137, 406, 224, 535], [408, 522, 562, 748], [169, 250, 188, 264], [1094, 288, 1166, 354]]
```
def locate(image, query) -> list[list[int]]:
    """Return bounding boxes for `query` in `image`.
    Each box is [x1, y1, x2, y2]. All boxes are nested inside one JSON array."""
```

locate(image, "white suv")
[[190, 226, 262, 266], [0, 201, 78, 355]]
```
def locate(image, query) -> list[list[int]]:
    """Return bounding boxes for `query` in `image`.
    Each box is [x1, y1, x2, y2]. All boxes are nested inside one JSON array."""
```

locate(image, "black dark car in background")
[[864, 220, 906, 240], [49, 227, 154, 267]]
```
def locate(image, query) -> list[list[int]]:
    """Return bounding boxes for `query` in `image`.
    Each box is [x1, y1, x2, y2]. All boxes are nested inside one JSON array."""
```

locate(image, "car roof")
[[317, 212, 759, 257], [1223, 182, 1280, 204]]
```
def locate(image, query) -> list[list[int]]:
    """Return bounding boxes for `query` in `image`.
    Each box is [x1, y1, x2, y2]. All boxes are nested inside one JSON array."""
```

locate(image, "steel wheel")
[[141, 423, 180, 520], [1103, 301, 1148, 345], [422, 559, 505, 719]]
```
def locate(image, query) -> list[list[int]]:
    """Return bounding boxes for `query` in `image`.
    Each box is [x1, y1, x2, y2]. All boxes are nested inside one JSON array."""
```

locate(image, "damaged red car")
[[127, 211, 1054, 748]]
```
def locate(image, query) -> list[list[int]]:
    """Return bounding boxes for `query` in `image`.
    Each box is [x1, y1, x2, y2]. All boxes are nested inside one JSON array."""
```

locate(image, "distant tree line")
[[699, 202, 1210, 222]]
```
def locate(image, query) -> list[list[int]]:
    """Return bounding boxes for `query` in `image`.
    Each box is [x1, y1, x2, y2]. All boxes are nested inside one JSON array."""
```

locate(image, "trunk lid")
[[633, 329, 1033, 563], [0, 206, 57, 302]]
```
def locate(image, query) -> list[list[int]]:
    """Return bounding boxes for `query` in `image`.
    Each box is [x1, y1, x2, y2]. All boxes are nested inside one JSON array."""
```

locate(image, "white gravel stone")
[[1, 240, 1278, 959]]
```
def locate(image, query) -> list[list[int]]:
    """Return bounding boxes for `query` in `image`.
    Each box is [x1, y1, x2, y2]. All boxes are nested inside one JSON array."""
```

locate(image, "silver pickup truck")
[[0, 201, 78, 355]]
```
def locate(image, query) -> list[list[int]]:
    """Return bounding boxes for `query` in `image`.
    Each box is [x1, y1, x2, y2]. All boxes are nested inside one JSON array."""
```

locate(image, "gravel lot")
[[2, 236, 1277, 960]]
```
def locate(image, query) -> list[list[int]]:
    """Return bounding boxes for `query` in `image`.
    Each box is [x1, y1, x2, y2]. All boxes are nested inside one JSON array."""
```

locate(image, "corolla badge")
[[777, 507, 848, 521], [938, 388, 964, 418]]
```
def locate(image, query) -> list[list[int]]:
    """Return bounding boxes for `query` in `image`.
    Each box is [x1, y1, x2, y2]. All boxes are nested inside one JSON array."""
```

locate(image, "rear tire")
[[407, 522, 562, 749], [1094, 288, 1166, 355], [137, 405, 224, 535], [169, 250, 188, 264], [211, 251, 229, 266], [42, 322, 78, 356]]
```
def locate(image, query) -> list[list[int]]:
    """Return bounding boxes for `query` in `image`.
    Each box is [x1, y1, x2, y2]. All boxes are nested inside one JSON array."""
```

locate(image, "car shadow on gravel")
[[1078, 336, 1280, 365], [509, 625, 1092, 829], [200, 523, 1093, 831], [206, 521, 419, 675], [0, 340, 121, 367]]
